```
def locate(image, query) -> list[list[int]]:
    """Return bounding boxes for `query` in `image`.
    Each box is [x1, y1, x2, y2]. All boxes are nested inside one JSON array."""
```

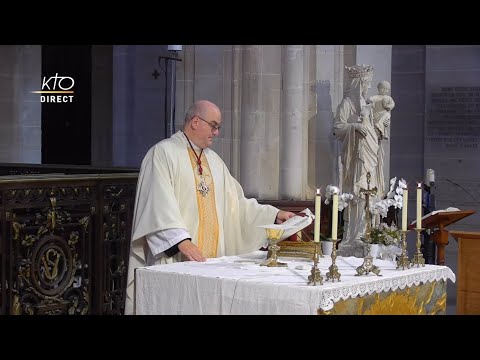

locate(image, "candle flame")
[[316, 188, 320, 195]]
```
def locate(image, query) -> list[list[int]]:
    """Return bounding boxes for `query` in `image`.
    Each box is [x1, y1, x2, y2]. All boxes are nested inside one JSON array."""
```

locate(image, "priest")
[[125, 100, 295, 314]]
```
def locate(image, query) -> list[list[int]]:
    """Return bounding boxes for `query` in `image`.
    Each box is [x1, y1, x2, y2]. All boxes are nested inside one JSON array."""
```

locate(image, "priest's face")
[[195, 113, 221, 149]]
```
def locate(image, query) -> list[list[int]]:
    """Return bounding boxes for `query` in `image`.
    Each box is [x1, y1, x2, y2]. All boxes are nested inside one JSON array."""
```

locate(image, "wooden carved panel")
[[5, 187, 94, 315], [0, 172, 138, 315], [99, 183, 136, 315]]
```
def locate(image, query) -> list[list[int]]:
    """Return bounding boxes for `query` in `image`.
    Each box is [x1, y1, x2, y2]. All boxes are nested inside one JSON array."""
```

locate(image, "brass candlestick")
[[260, 227, 287, 267], [308, 242, 323, 285], [356, 239, 382, 276], [396, 230, 411, 270], [325, 238, 341, 282], [317, 233, 324, 258], [411, 228, 425, 267]]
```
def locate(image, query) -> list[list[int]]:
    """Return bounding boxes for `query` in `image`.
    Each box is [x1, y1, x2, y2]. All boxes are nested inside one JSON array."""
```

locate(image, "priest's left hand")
[[275, 210, 296, 224], [178, 240, 207, 262]]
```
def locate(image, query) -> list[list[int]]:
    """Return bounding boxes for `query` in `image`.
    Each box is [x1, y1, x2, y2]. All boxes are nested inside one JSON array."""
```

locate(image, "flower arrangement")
[[369, 176, 407, 218], [370, 222, 401, 245], [367, 177, 406, 260], [324, 185, 354, 211], [368, 222, 402, 260]]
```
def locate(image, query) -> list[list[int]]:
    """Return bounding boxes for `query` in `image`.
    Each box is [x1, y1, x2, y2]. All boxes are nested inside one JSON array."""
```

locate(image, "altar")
[[133, 251, 455, 315]]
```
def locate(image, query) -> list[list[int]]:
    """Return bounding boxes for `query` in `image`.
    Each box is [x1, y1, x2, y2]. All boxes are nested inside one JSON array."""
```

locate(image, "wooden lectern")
[[410, 210, 475, 265], [449, 231, 480, 314]]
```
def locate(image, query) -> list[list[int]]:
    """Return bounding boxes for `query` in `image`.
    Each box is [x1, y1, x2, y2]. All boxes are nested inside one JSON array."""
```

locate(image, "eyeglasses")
[[196, 116, 221, 132]]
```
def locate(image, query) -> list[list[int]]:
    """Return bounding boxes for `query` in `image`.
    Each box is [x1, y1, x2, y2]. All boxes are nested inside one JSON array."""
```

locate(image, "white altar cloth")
[[134, 251, 455, 315]]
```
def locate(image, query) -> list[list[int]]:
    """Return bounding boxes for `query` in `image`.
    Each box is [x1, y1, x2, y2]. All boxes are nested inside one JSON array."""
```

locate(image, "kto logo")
[[31, 73, 75, 103]]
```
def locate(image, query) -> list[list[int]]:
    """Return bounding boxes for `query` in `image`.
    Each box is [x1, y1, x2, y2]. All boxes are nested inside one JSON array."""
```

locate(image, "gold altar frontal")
[[318, 280, 447, 315]]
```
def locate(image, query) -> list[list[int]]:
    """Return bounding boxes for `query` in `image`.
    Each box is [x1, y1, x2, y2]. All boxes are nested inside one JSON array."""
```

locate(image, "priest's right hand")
[[178, 240, 207, 262]]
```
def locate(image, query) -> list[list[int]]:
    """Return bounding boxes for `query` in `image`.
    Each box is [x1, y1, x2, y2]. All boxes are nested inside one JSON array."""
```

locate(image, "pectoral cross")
[[359, 172, 377, 240]]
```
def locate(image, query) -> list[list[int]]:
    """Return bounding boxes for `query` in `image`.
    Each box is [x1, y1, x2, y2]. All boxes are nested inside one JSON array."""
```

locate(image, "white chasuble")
[[125, 131, 279, 314]]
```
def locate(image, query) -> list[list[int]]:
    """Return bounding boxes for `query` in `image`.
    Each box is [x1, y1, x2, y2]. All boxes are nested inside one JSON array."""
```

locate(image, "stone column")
[[240, 45, 263, 198], [311, 45, 345, 192], [230, 45, 242, 179], [260, 45, 282, 199], [0, 45, 41, 164], [303, 45, 317, 199], [112, 45, 134, 167], [233, 45, 282, 199], [280, 45, 305, 200], [91, 45, 113, 167], [175, 45, 195, 132]]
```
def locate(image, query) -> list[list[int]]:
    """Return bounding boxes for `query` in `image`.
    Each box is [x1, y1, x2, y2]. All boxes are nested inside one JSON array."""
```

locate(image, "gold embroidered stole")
[[187, 148, 219, 258]]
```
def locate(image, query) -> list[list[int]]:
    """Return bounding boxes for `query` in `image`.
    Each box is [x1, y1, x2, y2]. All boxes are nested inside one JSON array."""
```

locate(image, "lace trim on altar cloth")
[[319, 267, 455, 311]]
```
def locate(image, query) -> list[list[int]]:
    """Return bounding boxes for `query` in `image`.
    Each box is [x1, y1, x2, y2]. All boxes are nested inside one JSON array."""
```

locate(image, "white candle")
[[416, 183, 422, 229], [402, 188, 408, 231], [331, 192, 339, 240], [314, 188, 321, 242]]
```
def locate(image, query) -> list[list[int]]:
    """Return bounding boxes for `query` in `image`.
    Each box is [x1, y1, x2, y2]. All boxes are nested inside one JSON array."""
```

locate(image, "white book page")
[[410, 207, 460, 226], [257, 208, 314, 240]]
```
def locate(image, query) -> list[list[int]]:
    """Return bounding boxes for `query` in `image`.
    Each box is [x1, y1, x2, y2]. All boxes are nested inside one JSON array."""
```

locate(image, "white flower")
[[371, 200, 390, 218], [370, 176, 406, 216], [398, 178, 407, 189], [386, 198, 395, 207], [386, 188, 396, 199], [324, 185, 353, 211], [389, 177, 397, 189]]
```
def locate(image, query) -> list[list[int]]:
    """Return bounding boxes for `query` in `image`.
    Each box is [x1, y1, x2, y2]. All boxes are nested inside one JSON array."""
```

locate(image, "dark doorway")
[[41, 45, 92, 165]]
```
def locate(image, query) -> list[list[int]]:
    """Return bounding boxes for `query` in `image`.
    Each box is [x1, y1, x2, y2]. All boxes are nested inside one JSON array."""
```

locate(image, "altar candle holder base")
[[308, 242, 323, 285], [396, 230, 411, 270], [325, 238, 341, 282], [411, 228, 425, 268], [355, 240, 382, 276], [260, 244, 288, 267]]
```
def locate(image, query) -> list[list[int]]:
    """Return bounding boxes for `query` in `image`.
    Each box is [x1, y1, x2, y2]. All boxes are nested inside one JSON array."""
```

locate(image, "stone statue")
[[333, 65, 389, 257]]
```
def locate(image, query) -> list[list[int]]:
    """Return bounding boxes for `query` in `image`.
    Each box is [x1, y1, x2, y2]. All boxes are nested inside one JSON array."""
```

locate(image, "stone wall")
[[0, 45, 41, 164]]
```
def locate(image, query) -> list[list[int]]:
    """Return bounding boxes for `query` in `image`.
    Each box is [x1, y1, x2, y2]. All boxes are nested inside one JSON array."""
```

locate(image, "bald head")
[[183, 100, 222, 149], [184, 100, 221, 124]]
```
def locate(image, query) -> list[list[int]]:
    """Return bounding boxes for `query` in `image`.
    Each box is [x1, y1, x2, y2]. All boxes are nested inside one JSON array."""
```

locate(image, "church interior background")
[[1, 45, 479, 315]]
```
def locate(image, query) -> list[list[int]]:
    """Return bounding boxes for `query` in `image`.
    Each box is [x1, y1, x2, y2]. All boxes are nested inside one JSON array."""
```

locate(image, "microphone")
[[445, 178, 480, 205]]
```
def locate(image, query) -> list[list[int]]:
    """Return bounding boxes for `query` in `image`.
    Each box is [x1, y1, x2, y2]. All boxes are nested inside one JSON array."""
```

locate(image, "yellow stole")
[[187, 148, 219, 258]]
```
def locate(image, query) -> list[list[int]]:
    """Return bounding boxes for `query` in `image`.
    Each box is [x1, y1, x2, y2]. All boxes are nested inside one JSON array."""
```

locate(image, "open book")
[[257, 208, 314, 240], [410, 207, 460, 226]]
